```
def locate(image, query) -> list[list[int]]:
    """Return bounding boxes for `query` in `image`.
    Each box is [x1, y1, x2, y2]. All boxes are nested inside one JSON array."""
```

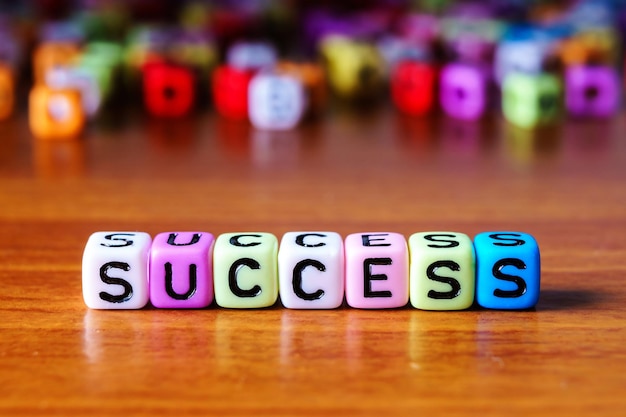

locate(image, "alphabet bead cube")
[[408, 232, 475, 310], [248, 73, 306, 130], [226, 41, 277, 71], [213, 233, 278, 308], [143, 63, 195, 118], [78, 41, 123, 101], [275, 61, 327, 117], [46, 66, 102, 117], [345, 233, 409, 309], [149, 232, 215, 309], [558, 29, 620, 67], [0, 64, 14, 120], [212, 65, 255, 120], [502, 73, 562, 129], [278, 232, 344, 309], [474, 232, 540, 310], [32, 42, 81, 84], [82, 232, 152, 309], [29, 85, 85, 140], [391, 61, 437, 116], [439, 63, 488, 121], [494, 39, 548, 85], [565, 65, 619, 118], [319, 36, 385, 100]]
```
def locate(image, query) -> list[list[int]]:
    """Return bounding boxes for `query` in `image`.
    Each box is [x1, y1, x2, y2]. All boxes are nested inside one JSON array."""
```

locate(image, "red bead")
[[143, 63, 195, 118], [391, 61, 437, 116], [212, 65, 255, 120]]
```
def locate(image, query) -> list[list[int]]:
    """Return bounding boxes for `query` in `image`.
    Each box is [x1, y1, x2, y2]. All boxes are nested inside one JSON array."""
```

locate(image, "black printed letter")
[[229, 258, 262, 297], [99, 261, 133, 303], [164, 262, 197, 300], [292, 259, 325, 300], [167, 233, 201, 246], [364, 258, 393, 298], [492, 258, 527, 298], [426, 260, 461, 299]]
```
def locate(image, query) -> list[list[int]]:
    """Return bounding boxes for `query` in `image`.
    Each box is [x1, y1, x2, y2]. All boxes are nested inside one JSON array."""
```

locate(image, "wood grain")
[[1, 108, 625, 416]]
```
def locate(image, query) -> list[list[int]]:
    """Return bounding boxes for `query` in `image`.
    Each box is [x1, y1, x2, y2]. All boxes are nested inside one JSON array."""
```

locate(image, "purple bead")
[[396, 13, 440, 46], [303, 10, 382, 47], [39, 21, 85, 43], [0, 29, 20, 68], [440, 63, 489, 120], [565, 65, 620, 118], [446, 2, 496, 19], [445, 33, 496, 64], [149, 232, 215, 309]]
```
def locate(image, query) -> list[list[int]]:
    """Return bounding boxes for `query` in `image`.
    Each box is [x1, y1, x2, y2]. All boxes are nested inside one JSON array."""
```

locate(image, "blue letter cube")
[[474, 232, 540, 309]]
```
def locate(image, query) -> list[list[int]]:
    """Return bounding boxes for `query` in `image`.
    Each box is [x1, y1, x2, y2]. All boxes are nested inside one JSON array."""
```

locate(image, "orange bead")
[[557, 29, 620, 66], [32, 42, 81, 85], [0, 64, 15, 120], [275, 61, 327, 116], [29, 85, 85, 140]]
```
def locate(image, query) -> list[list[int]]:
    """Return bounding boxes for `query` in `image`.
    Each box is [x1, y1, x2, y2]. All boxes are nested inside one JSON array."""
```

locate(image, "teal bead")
[[475, 232, 541, 310]]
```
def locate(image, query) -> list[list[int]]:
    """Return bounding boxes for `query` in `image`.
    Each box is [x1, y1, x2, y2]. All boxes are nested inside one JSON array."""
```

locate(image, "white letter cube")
[[82, 231, 152, 309], [278, 231, 344, 309], [248, 73, 306, 130]]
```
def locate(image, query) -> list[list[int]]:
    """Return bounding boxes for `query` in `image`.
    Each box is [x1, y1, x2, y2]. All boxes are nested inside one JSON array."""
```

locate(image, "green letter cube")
[[409, 232, 475, 310], [502, 73, 562, 129], [213, 232, 278, 308]]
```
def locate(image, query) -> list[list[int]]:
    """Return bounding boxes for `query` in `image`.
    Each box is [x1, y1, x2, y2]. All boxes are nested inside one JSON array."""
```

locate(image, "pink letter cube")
[[345, 232, 409, 309], [149, 232, 215, 308]]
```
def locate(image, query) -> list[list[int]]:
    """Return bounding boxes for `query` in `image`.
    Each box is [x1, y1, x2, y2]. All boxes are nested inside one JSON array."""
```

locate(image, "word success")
[[82, 231, 540, 311]]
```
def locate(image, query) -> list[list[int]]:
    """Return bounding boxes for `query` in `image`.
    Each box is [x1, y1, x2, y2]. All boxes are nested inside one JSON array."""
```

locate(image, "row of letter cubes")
[[83, 231, 540, 311], [22, 37, 622, 138], [393, 61, 620, 126], [149, 57, 622, 126]]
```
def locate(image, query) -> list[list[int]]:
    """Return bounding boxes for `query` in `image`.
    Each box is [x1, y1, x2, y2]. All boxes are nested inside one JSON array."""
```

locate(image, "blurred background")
[[0, 0, 625, 138]]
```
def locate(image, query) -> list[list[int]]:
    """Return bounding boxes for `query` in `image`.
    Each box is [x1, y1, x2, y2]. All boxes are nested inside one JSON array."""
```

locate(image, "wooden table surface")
[[1, 107, 625, 416]]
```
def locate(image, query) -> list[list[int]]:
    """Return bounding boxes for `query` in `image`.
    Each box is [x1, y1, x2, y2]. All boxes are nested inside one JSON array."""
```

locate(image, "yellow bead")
[[409, 232, 476, 310], [213, 233, 278, 308], [319, 36, 385, 100]]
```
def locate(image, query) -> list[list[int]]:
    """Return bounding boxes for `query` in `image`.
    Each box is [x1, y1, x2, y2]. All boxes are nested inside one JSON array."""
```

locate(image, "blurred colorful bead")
[[565, 65, 620, 118], [304, 9, 386, 49], [502, 73, 562, 129], [376, 36, 431, 75], [39, 21, 84, 43], [79, 42, 124, 100], [440, 63, 489, 120], [32, 42, 81, 85], [440, 16, 503, 64], [46, 66, 102, 118], [557, 28, 620, 66], [275, 61, 326, 116], [29, 85, 85, 140], [143, 63, 196, 118], [226, 41, 277, 71], [248, 72, 307, 130], [391, 60, 437, 116], [319, 36, 385, 100], [395, 13, 440, 47], [0, 64, 14, 120], [212, 64, 255, 120], [169, 30, 217, 72]]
